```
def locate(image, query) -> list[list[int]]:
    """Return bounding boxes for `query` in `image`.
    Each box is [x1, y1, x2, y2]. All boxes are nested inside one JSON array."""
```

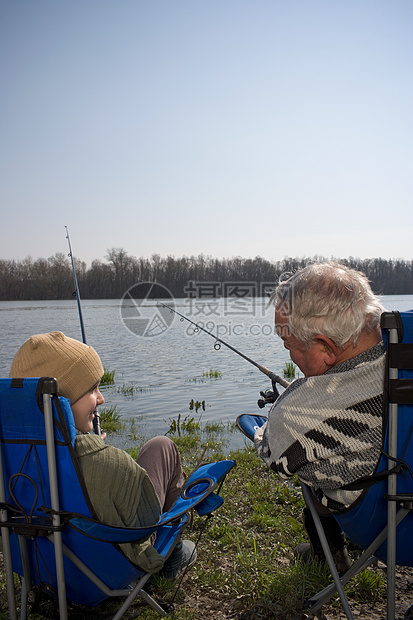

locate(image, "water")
[[1, 295, 412, 448]]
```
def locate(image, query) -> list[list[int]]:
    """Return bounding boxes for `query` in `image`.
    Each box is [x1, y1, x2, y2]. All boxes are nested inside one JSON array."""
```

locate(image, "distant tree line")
[[0, 250, 412, 301]]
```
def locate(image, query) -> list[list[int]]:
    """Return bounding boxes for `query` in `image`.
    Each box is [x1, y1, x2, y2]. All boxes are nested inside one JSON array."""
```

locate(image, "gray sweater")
[[254, 343, 385, 510]]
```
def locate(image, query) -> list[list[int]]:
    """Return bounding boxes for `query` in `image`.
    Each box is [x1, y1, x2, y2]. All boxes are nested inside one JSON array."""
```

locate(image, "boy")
[[11, 330, 195, 578]]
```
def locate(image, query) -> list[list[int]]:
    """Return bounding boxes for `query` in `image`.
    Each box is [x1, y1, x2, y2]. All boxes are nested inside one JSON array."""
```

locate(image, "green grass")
[[100, 367, 116, 385], [282, 361, 299, 381], [99, 405, 122, 433], [201, 369, 222, 379], [186, 369, 222, 383], [188, 399, 205, 413], [0, 416, 388, 620], [117, 383, 151, 396]]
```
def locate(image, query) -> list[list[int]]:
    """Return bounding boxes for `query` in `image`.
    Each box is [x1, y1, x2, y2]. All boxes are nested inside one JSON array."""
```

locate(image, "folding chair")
[[302, 309, 413, 620], [238, 309, 413, 620], [0, 377, 235, 620]]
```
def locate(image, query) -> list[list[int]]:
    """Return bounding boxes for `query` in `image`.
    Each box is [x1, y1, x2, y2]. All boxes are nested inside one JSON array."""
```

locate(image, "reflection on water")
[[1, 295, 412, 449]]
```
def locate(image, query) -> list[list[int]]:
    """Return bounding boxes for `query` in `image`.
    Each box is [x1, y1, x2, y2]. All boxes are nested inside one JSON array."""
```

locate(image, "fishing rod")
[[65, 226, 86, 344], [65, 226, 101, 435], [157, 300, 290, 396]]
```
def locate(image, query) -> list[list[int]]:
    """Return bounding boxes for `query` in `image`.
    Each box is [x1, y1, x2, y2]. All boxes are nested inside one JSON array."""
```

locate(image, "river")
[[1, 295, 412, 448]]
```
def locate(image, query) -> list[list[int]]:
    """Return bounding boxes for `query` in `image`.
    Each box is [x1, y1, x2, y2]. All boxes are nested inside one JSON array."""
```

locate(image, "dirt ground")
[[178, 562, 413, 620], [313, 563, 413, 620], [2, 556, 413, 619]]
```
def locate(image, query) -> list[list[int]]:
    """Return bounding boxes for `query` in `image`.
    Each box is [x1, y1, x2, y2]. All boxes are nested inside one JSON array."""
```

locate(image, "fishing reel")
[[257, 382, 280, 409], [257, 389, 276, 408]]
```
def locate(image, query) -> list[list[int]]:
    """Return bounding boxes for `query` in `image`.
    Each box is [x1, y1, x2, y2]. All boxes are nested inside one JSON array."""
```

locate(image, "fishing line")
[[156, 300, 289, 389]]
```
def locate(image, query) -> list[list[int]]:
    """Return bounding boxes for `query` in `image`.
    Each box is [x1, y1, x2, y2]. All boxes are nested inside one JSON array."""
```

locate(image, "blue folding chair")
[[0, 376, 235, 619], [237, 310, 413, 620], [303, 310, 413, 620]]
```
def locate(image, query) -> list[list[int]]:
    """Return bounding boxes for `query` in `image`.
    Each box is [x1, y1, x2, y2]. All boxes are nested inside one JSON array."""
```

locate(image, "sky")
[[1, 0, 412, 267]]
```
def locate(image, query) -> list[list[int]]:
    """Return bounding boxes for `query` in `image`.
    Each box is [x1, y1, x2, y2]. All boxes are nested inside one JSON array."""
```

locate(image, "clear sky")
[[1, 0, 412, 267]]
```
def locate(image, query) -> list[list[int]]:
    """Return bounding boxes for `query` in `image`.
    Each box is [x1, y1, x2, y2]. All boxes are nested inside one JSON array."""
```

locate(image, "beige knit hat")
[[10, 331, 104, 404]]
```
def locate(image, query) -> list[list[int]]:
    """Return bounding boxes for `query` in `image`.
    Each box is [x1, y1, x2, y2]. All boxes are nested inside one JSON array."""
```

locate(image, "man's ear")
[[314, 335, 340, 366]]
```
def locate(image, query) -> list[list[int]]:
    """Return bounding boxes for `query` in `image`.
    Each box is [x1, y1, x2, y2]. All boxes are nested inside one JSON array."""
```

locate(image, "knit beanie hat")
[[10, 331, 104, 404]]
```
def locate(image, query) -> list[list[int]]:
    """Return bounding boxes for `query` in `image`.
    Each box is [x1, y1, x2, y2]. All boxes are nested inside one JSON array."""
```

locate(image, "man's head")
[[271, 262, 384, 376], [10, 331, 104, 404]]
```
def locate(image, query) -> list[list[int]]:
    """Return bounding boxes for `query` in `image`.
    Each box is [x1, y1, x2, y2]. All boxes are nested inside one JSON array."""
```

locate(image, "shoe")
[[160, 540, 197, 580], [294, 541, 351, 576], [180, 540, 197, 572], [294, 542, 314, 564], [299, 507, 352, 575]]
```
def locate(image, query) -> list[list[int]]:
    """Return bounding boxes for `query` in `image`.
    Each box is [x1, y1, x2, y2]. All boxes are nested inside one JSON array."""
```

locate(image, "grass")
[[201, 369, 222, 379], [282, 361, 300, 381], [99, 405, 122, 433], [100, 368, 116, 386], [117, 383, 151, 396], [186, 369, 222, 383], [188, 399, 205, 413], [0, 416, 389, 620]]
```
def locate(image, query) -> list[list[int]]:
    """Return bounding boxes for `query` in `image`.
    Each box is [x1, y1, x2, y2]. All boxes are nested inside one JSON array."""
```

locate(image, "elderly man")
[[254, 262, 385, 572]]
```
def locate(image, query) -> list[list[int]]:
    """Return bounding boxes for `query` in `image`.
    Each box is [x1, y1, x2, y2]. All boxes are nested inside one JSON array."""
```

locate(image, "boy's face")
[[71, 384, 104, 433]]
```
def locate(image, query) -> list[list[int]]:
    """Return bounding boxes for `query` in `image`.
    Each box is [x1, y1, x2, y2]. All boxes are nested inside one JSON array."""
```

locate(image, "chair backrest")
[[0, 377, 235, 606], [335, 310, 413, 566], [0, 377, 152, 605]]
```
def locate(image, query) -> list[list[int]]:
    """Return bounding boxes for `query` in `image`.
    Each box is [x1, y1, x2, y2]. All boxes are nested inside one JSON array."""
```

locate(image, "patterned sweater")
[[254, 343, 385, 510]]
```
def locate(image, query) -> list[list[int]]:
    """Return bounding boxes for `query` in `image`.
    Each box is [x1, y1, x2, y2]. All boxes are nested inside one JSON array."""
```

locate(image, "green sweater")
[[74, 433, 164, 572]]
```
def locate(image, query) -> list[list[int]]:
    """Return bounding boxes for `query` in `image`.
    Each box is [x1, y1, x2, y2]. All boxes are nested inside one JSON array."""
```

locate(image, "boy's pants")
[[136, 436, 184, 511]]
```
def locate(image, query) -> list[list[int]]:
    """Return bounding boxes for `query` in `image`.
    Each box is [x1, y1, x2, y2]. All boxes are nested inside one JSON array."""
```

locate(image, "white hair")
[[271, 262, 385, 347]]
